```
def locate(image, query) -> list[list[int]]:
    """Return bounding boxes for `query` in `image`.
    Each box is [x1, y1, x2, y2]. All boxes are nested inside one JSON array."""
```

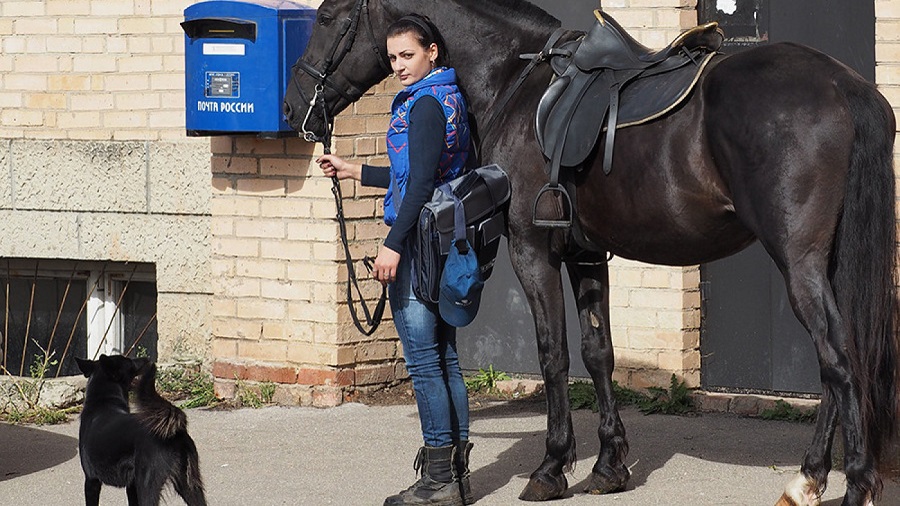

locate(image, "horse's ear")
[[75, 357, 95, 378]]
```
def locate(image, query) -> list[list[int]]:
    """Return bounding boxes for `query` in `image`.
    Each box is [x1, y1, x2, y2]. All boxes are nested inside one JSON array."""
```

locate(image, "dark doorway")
[[698, 0, 875, 394]]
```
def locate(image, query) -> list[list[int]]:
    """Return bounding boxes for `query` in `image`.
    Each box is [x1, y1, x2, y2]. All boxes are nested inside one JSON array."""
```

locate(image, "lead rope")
[[315, 91, 386, 336], [296, 0, 389, 335]]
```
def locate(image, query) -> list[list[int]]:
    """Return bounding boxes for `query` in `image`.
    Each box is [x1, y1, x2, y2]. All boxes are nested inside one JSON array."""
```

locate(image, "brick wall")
[[210, 79, 406, 407], [877, 1, 900, 129], [0, 0, 190, 140], [12, 0, 897, 403], [205, 0, 704, 402]]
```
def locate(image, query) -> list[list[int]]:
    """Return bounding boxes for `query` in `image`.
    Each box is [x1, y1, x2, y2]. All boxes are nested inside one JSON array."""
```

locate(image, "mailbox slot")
[[182, 0, 315, 138]]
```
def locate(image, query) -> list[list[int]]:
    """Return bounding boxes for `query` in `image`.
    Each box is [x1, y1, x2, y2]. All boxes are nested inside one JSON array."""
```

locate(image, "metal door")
[[699, 0, 875, 394]]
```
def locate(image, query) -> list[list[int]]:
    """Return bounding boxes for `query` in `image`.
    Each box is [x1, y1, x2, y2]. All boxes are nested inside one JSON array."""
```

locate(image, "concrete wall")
[[0, 0, 211, 362]]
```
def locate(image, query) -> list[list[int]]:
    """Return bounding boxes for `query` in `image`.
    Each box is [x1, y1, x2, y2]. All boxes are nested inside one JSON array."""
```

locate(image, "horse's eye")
[[318, 13, 333, 26]]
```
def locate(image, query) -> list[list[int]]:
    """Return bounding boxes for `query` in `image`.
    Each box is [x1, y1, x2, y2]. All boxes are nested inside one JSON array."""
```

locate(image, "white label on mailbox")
[[203, 43, 245, 56], [197, 101, 255, 114]]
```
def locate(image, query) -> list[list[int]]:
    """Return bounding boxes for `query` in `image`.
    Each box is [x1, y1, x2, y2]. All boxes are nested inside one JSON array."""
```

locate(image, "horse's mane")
[[456, 0, 560, 28]]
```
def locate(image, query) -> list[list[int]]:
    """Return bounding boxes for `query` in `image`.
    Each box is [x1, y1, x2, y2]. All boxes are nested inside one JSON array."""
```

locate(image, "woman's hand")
[[316, 154, 362, 181], [373, 245, 401, 285]]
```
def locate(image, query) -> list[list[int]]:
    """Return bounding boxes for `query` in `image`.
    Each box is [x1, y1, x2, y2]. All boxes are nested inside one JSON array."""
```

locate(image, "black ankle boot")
[[454, 441, 474, 505], [384, 445, 463, 506]]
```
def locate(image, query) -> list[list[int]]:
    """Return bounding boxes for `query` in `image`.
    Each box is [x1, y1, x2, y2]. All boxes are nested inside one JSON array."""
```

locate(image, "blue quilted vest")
[[383, 67, 471, 225]]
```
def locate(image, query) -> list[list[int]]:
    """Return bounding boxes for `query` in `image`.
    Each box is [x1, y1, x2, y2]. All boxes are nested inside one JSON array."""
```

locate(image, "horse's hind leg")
[[776, 265, 875, 506], [781, 389, 839, 505], [508, 238, 574, 502], [566, 261, 630, 494]]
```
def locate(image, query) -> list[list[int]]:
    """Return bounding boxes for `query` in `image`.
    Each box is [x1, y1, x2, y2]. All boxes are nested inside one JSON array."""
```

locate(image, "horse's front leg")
[[567, 261, 630, 494], [508, 236, 575, 501]]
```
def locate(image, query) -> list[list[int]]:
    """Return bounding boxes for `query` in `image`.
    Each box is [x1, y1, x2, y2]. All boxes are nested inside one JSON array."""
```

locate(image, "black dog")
[[76, 355, 207, 506]]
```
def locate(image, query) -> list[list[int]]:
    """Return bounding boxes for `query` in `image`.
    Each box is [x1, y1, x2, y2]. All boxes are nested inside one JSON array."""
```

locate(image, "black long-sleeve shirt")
[[361, 96, 446, 253]]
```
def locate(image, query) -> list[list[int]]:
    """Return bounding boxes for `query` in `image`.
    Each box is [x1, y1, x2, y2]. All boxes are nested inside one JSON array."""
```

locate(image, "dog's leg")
[[84, 478, 101, 506], [126, 484, 139, 506], [137, 473, 167, 506]]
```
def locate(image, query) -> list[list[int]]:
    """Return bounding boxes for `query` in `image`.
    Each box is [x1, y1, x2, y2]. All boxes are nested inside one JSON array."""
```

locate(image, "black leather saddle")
[[532, 10, 723, 228]]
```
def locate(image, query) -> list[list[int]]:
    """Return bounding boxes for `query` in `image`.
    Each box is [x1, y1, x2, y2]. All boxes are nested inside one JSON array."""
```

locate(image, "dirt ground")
[[344, 380, 541, 409]]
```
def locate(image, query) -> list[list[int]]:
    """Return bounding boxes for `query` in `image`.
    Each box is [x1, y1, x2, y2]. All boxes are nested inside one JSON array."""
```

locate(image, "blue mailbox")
[[182, 0, 315, 137]]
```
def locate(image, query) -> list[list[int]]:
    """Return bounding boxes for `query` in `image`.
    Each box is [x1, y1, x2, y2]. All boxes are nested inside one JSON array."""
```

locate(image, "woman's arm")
[[317, 155, 390, 188], [361, 164, 390, 188]]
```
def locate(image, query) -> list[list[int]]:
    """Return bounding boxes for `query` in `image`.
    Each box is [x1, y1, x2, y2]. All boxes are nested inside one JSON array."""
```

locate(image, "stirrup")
[[532, 183, 573, 228]]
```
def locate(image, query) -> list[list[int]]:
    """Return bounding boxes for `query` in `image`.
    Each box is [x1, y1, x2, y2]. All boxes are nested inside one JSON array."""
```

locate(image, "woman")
[[317, 14, 474, 506]]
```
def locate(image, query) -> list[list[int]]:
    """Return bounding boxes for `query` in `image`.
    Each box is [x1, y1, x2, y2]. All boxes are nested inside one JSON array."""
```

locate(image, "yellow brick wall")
[[877, 1, 900, 120], [599, 0, 702, 388], [0, 0, 191, 141], [210, 78, 407, 407]]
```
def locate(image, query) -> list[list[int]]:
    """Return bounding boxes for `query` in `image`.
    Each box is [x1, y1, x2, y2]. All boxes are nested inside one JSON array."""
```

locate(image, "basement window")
[[0, 259, 157, 377]]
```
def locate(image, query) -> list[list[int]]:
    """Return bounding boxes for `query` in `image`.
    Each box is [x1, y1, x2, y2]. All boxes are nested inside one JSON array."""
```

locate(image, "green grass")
[[569, 374, 695, 416], [156, 366, 219, 409], [464, 365, 510, 394], [234, 379, 276, 408], [760, 399, 817, 423], [640, 374, 694, 415], [1, 344, 70, 425]]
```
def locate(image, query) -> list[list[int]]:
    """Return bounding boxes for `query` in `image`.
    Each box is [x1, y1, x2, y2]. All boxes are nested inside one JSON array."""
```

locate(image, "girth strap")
[[600, 68, 641, 174], [602, 76, 619, 175]]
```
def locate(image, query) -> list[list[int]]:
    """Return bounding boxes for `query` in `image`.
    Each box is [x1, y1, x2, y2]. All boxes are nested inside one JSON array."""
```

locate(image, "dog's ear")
[[75, 357, 96, 378], [133, 357, 151, 373]]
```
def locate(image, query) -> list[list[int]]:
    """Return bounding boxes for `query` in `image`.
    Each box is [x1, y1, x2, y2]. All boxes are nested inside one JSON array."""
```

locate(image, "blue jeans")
[[389, 246, 469, 448]]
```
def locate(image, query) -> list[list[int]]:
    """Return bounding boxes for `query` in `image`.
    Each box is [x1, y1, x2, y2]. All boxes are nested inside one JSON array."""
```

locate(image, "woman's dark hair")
[[386, 14, 449, 67]]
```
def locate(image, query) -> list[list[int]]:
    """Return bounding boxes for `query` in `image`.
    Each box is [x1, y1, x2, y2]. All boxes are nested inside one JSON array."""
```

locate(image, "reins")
[[291, 0, 391, 336]]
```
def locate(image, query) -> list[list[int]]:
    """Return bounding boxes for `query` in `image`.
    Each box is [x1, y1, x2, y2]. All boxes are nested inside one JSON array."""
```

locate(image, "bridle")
[[288, 0, 391, 336], [289, 0, 391, 144]]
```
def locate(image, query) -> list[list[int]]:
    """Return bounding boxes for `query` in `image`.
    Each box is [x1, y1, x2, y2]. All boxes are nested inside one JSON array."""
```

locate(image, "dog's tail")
[[134, 363, 188, 439]]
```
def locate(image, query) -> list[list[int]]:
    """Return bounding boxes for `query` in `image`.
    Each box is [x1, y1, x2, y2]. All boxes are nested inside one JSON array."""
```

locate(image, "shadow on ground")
[[466, 399, 876, 503], [0, 423, 78, 482]]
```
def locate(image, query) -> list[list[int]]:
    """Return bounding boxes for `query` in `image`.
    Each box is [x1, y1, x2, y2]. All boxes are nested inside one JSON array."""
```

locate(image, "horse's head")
[[283, 0, 392, 141]]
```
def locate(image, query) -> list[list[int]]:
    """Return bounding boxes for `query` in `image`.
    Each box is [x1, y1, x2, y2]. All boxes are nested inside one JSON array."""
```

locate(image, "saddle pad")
[[614, 51, 717, 129], [536, 51, 716, 167]]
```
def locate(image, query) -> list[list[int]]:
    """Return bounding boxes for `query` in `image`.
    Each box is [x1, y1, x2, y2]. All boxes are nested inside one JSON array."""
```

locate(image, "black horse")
[[283, 1, 899, 504]]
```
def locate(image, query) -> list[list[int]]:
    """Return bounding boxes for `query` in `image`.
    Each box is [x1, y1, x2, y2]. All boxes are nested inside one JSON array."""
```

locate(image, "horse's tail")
[[134, 362, 188, 439], [833, 75, 899, 468]]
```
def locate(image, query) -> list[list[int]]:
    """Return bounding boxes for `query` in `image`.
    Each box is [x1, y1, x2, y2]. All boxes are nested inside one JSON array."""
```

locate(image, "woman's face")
[[387, 32, 438, 86]]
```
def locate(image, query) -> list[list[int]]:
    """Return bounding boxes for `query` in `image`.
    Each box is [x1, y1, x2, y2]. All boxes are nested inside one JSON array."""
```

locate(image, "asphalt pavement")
[[2, 400, 899, 505]]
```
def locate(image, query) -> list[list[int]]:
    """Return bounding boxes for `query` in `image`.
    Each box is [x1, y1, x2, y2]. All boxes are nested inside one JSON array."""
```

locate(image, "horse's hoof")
[[584, 467, 629, 495], [777, 472, 821, 506], [519, 473, 568, 501]]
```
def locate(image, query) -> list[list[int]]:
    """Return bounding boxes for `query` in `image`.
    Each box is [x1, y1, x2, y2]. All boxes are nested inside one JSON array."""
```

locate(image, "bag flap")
[[422, 164, 511, 234]]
